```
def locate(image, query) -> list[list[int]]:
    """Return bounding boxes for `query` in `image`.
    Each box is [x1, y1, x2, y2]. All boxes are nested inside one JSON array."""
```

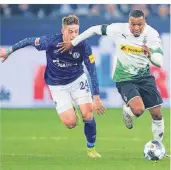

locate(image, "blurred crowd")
[[0, 4, 170, 19]]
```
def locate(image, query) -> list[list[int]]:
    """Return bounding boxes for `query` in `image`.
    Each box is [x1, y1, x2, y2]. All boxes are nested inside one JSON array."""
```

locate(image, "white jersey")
[[105, 23, 163, 82]]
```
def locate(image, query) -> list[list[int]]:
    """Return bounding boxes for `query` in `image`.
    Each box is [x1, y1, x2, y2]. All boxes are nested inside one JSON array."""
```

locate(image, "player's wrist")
[[93, 95, 100, 101], [147, 53, 151, 58], [6, 48, 13, 55], [148, 50, 151, 58]]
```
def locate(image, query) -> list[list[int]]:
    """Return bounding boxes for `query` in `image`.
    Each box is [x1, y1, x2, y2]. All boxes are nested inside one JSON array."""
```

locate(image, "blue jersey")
[[12, 34, 99, 95]]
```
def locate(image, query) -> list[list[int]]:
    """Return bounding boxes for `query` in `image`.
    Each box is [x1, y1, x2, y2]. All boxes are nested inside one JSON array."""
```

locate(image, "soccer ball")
[[144, 140, 166, 161]]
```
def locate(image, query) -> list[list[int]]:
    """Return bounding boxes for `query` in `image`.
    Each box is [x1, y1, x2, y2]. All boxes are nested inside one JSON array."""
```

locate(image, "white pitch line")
[[0, 152, 54, 158]]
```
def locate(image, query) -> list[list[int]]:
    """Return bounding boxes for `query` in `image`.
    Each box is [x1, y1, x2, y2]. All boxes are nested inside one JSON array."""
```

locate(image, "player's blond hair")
[[62, 15, 79, 27]]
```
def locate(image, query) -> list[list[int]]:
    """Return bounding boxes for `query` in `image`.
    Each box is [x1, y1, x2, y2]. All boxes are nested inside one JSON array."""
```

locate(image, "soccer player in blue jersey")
[[0, 15, 106, 158]]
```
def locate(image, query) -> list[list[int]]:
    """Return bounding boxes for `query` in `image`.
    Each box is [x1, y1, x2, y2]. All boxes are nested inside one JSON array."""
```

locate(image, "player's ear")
[[61, 28, 64, 34]]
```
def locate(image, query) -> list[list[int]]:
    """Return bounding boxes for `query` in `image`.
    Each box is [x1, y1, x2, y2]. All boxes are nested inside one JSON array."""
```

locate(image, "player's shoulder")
[[146, 24, 160, 37], [109, 22, 127, 28], [108, 22, 129, 33], [41, 33, 62, 42]]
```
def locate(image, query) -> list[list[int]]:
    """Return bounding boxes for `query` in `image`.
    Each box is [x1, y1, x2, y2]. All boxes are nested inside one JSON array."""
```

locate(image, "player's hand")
[[93, 96, 106, 115], [142, 45, 151, 58], [0, 48, 9, 63], [57, 41, 73, 53]]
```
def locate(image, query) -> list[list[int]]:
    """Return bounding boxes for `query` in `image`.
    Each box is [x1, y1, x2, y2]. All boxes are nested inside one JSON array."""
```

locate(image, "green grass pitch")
[[0, 108, 170, 170]]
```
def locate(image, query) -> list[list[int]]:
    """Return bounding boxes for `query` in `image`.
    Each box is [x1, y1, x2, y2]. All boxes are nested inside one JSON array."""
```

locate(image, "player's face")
[[62, 25, 79, 41], [129, 17, 146, 37]]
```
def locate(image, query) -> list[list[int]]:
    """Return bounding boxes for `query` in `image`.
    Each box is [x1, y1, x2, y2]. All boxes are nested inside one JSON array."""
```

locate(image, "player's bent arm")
[[83, 42, 101, 97], [87, 61, 100, 97], [149, 51, 163, 68], [83, 42, 106, 114], [6, 36, 51, 56], [84, 58, 106, 114], [84, 54, 100, 97], [148, 29, 163, 68]]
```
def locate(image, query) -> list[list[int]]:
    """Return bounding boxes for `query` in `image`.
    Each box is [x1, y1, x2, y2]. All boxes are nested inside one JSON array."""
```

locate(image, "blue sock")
[[84, 118, 96, 148]]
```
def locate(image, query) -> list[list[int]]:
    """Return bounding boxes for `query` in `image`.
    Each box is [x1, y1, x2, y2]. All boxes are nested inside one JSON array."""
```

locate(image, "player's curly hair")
[[62, 15, 79, 27], [129, 10, 145, 18]]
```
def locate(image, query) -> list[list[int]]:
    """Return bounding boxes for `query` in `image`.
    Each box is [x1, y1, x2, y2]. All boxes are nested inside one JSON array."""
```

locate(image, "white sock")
[[152, 118, 164, 142], [123, 105, 135, 117]]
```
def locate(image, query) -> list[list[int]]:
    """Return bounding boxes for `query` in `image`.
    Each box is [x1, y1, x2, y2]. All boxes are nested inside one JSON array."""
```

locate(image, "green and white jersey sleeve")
[[106, 23, 163, 82], [147, 27, 163, 57]]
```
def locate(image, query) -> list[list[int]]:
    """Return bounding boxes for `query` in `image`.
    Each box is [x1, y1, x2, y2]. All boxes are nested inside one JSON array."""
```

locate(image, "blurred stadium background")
[[0, 4, 170, 170]]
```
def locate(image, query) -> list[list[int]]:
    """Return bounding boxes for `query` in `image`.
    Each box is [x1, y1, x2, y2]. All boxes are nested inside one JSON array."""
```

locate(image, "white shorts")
[[48, 73, 92, 114]]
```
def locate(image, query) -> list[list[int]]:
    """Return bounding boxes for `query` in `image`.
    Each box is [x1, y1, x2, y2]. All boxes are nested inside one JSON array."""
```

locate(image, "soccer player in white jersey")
[[0, 15, 106, 158], [58, 10, 165, 143]]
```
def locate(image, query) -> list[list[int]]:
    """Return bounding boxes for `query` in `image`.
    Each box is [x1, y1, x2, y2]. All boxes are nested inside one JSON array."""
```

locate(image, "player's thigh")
[[137, 75, 163, 110], [70, 73, 92, 106], [70, 74, 93, 120], [116, 81, 145, 114], [48, 85, 76, 127]]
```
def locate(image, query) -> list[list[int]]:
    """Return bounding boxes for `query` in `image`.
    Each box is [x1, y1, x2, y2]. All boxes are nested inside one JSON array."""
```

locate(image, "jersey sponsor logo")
[[89, 54, 95, 63], [35, 38, 40, 46], [53, 50, 59, 54], [72, 52, 80, 59], [53, 58, 78, 67], [120, 44, 144, 54]]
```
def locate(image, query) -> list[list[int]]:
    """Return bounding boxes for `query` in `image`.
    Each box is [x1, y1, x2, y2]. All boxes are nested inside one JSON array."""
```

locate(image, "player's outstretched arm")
[[71, 25, 104, 46], [0, 37, 37, 63], [57, 25, 105, 53], [0, 36, 50, 63]]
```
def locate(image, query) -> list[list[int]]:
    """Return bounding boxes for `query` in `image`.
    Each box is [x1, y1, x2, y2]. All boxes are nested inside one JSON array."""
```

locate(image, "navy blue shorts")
[[116, 75, 163, 109]]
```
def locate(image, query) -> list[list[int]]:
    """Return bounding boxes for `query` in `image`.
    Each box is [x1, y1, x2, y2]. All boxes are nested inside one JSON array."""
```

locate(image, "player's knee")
[[81, 108, 94, 121], [65, 122, 76, 129], [132, 107, 145, 117], [63, 119, 77, 129], [152, 113, 163, 120]]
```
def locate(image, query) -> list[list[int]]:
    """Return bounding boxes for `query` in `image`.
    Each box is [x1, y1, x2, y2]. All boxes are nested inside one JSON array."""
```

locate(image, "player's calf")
[[79, 104, 97, 148], [149, 106, 164, 142]]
